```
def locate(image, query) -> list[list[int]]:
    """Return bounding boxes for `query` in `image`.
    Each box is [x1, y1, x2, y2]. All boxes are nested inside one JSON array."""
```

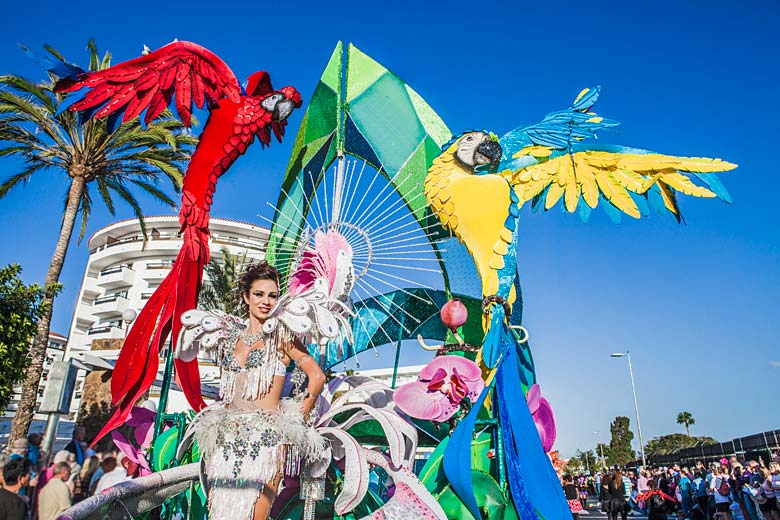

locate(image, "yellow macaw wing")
[[501, 150, 736, 219]]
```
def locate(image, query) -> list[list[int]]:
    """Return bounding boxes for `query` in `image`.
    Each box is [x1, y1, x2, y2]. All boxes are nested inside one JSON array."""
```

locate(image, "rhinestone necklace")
[[240, 329, 265, 347]]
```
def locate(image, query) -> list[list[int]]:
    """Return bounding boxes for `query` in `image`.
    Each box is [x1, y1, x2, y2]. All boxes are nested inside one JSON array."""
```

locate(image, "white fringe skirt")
[[188, 399, 327, 520]]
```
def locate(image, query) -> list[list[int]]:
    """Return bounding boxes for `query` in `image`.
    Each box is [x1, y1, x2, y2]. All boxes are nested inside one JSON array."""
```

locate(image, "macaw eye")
[[465, 135, 474, 141]]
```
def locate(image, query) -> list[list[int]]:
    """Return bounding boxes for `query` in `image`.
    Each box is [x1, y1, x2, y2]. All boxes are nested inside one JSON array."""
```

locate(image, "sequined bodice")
[[221, 345, 268, 372], [218, 336, 287, 405]]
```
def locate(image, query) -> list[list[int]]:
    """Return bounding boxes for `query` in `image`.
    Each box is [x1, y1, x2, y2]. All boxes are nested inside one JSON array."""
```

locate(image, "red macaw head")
[[244, 71, 302, 142]]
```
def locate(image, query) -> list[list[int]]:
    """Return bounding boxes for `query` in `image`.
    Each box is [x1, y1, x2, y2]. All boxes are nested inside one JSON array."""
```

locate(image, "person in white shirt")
[[710, 463, 733, 519], [93, 456, 128, 494], [38, 462, 71, 520]]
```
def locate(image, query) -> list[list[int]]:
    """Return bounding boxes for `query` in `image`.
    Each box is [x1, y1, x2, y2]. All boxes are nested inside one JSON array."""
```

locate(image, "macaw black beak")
[[272, 98, 295, 122], [476, 139, 503, 166]]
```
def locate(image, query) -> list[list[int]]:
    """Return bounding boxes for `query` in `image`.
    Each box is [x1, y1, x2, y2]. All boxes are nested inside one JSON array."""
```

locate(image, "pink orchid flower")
[[526, 384, 556, 453], [111, 405, 156, 476], [394, 355, 484, 422]]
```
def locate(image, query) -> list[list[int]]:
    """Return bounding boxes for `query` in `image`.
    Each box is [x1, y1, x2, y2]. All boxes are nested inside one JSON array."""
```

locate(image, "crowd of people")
[[562, 452, 780, 520], [0, 427, 134, 520]]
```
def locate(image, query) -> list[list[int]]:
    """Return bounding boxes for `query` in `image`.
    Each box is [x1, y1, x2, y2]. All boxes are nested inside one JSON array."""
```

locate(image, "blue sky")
[[0, 0, 778, 457]]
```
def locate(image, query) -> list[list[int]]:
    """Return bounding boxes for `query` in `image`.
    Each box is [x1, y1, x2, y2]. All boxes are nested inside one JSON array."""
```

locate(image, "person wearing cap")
[[8, 440, 28, 462], [38, 462, 72, 520]]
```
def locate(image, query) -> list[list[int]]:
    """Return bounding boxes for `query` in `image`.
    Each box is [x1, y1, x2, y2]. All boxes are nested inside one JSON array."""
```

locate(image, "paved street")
[[579, 498, 648, 520]]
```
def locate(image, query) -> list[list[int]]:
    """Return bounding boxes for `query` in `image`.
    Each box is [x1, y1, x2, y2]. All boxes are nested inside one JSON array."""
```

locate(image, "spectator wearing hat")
[[38, 462, 72, 520], [8, 440, 28, 462], [0, 459, 30, 520]]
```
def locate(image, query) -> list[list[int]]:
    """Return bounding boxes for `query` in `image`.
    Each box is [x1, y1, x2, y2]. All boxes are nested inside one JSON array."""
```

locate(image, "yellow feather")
[[494, 240, 508, 256], [562, 156, 580, 212], [611, 169, 646, 192], [573, 88, 590, 105], [512, 145, 553, 158], [595, 170, 640, 218], [583, 151, 619, 169], [669, 156, 737, 173], [500, 228, 513, 243], [545, 182, 565, 210], [657, 181, 680, 215], [575, 160, 600, 208], [658, 172, 716, 197], [489, 254, 505, 270]]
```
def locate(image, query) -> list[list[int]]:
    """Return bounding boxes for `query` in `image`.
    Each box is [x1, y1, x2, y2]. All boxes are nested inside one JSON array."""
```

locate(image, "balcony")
[[82, 276, 101, 298], [142, 260, 175, 282], [97, 265, 135, 289], [92, 293, 130, 318], [86, 321, 125, 340]]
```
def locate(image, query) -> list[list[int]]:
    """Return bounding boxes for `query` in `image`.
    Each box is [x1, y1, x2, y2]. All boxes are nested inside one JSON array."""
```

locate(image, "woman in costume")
[[182, 262, 328, 520]]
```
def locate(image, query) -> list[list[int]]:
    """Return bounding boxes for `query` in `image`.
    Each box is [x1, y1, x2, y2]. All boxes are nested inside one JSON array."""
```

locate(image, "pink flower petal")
[[394, 382, 444, 420], [526, 384, 541, 414], [419, 355, 482, 382], [533, 397, 557, 452], [112, 431, 142, 465], [126, 407, 156, 427], [432, 399, 459, 422]]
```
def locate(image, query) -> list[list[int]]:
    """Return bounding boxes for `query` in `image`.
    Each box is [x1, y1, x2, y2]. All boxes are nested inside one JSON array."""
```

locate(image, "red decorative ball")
[[440, 298, 468, 332]]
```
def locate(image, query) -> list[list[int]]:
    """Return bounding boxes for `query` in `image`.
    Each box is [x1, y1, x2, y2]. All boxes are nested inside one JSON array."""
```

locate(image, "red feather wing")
[[57, 41, 242, 127]]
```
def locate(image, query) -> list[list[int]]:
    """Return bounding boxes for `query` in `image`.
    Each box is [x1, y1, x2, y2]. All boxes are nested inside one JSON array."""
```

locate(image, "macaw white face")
[[261, 93, 295, 122], [455, 131, 503, 169], [455, 132, 488, 167]]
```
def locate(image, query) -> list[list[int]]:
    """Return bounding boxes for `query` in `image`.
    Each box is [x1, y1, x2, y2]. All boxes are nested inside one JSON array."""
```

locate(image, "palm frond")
[[77, 184, 92, 242], [0, 163, 49, 199]]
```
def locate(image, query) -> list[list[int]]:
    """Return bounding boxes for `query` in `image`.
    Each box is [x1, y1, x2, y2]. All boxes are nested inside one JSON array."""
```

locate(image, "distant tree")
[[198, 247, 251, 315], [595, 443, 610, 470], [645, 433, 717, 456], [677, 411, 696, 436], [0, 264, 59, 412], [576, 449, 599, 474], [607, 416, 636, 467]]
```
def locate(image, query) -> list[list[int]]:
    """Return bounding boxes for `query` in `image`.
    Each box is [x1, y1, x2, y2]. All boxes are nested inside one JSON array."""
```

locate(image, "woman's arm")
[[285, 341, 326, 421]]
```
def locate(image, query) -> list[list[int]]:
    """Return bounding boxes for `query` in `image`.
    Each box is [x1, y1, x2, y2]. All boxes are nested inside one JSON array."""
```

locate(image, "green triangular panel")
[[345, 44, 388, 102], [348, 73, 426, 173], [394, 139, 430, 220], [406, 85, 452, 146]]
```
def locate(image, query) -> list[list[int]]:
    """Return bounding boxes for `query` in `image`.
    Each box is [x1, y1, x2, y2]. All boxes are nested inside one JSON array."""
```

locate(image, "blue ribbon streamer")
[[497, 345, 571, 520]]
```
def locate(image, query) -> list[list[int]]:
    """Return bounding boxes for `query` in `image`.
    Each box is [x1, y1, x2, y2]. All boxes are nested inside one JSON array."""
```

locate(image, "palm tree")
[[677, 411, 695, 436], [0, 40, 197, 445], [198, 247, 252, 315]]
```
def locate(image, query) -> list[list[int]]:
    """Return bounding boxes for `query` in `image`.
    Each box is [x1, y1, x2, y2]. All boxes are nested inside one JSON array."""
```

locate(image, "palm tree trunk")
[[686, 424, 690, 436], [8, 176, 85, 448]]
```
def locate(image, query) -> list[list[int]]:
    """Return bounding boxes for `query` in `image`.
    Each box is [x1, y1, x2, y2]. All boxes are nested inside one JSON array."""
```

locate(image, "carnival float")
[[53, 41, 736, 520]]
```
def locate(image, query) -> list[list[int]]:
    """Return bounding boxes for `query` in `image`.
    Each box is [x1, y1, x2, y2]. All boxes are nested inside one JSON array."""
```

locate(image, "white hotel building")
[[63, 215, 268, 418]]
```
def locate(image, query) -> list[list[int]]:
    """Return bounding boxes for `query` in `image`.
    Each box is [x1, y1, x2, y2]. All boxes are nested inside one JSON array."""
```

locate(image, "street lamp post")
[[610, 351, 647, 467]]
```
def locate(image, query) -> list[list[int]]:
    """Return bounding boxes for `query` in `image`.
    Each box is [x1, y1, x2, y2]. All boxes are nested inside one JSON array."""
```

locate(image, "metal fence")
[[57, 463, 199, 520], [638, 429, 780, 467]]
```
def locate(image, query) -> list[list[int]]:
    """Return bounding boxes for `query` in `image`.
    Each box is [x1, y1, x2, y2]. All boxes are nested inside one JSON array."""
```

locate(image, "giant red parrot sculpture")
[[56, 41, 302, 443]]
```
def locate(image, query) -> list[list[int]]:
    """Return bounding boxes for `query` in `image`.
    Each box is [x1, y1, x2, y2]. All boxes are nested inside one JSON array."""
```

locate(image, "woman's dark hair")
[[238, 262, 280, 313]]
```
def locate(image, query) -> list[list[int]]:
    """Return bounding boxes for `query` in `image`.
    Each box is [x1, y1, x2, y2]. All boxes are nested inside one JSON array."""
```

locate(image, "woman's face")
[[243, 278, 279, 322]]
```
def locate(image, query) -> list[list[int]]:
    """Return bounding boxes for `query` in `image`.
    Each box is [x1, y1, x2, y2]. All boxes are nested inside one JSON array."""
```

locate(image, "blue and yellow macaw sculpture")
[[428, 87, 736, 520]]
